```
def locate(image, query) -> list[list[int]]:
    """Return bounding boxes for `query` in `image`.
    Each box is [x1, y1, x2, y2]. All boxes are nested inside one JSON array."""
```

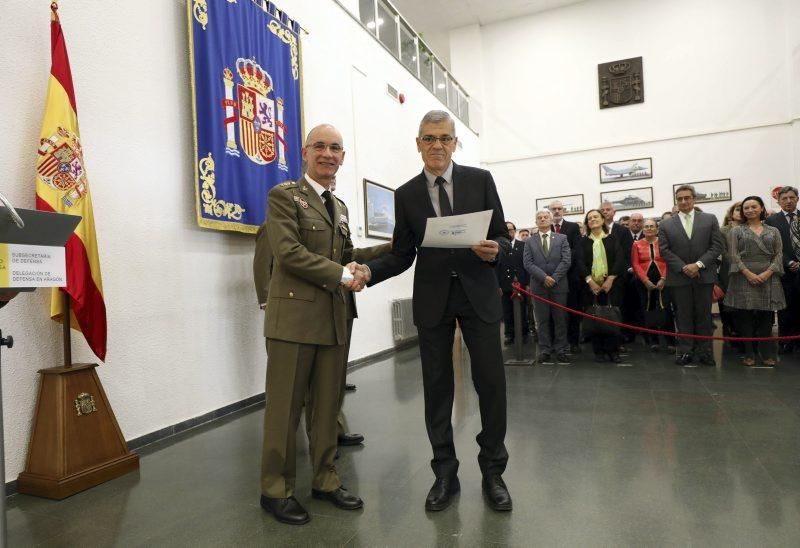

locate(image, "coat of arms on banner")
[[36, 127, 88, 208], [598, 56, 644, 109], [222, 58, 289, 170]]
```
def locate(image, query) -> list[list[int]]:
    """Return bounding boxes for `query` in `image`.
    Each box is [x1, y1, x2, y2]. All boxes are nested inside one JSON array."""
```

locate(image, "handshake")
[[342, 262, 371, 292]]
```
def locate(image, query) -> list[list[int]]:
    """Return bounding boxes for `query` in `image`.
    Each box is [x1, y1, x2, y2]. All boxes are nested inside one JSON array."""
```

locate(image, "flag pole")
[[61, 290, 71, 368]]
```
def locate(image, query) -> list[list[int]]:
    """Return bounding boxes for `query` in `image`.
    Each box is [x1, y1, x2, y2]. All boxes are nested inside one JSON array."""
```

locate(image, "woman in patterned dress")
[[723, 196, 786, 366]]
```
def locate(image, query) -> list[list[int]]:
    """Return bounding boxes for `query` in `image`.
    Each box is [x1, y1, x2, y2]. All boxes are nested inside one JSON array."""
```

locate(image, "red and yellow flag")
[[35, 2, 107, 361]]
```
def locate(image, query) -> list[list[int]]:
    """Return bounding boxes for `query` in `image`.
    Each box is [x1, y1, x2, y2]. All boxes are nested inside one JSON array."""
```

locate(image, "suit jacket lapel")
[[414, 172, 437, 219], [299, 177, 333, 226], [451, 163, 462, 215]]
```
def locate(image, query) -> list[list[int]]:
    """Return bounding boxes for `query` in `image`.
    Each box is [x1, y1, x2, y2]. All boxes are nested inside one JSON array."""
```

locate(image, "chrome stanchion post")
[[0, 329, 13, 547]]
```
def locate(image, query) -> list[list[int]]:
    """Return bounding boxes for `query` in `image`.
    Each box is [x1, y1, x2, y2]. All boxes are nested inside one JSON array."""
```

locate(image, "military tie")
[[684, 213, 693, 238], [542, 232, 549, 255], [435, 176, 452, 217], [321, 190, 335, 224]]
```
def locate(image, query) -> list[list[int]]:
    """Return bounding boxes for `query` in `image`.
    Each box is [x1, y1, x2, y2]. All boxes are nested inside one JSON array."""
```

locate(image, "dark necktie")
[[555, 223, 561, 233], [435, 176, 452, 217], [321, 190, 335, 223]]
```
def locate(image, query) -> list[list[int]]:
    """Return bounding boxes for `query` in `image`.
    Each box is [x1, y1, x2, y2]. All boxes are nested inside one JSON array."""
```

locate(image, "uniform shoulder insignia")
[[277, 181, 297, 189]]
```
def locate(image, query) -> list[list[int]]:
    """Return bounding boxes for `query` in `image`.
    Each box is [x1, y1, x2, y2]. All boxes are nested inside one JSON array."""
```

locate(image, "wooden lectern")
[[1, 207, 138, 502]]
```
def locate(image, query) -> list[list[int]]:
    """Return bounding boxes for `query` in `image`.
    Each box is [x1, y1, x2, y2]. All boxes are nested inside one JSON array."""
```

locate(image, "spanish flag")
[[35, 2, 107, 361]]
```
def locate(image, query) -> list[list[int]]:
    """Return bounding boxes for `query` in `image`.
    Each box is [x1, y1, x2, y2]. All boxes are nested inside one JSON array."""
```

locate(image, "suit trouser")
[[733, 309, 776, 359], [501, 290, 528, 338], [566, 274, 581, 345], [777, 274, 800, 346], [261, 338, 345, 497], [622, 273, 644, 342], [305, 319, 353, 439], [670, 283, 714, 356], [532, 290, 568, 354], [418, 277, 508, 479]]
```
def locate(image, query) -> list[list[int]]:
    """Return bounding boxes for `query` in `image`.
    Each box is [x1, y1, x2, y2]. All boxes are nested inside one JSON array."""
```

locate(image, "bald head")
[[302, 124, 345, 186]]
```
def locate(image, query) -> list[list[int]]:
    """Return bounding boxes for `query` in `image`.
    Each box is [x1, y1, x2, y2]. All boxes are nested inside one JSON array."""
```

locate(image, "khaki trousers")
[[261, 338, 345, 497]]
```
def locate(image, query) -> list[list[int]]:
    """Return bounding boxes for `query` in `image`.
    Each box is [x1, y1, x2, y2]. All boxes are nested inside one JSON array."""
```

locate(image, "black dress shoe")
[[312, 486, 363, 510], [425, 476, 460, 511], [260, 495, 310, 525], [675, 353, 692, 366], [608, 353, 622, 364], [345, 383, 357, 391], [482, 475, 512, 511], [337, 433, 364, 446]]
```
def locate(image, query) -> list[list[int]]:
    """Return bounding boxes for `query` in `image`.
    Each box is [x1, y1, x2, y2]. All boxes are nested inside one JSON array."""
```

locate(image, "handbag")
[[712, 284, 725, 303], [582, 295, 621, 338]]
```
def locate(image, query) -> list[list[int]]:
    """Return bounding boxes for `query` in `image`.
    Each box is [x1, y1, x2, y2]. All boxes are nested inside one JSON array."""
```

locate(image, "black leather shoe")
[[337, 433, 364, 446], [425, 476, 460, 511], [482, 475, 512, 511], [608, 353, 622, 364], [312, 486, 363, 510], [345, 383, 357, 391], [675, 353, 692, 366], [698, 355, 716, 366], [260, 495, 310, 525]]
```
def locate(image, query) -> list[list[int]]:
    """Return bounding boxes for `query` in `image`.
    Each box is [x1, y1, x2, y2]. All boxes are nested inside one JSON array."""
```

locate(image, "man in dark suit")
[[765, 186, 800, 353], [659, 185, 724, 366], [600, 201, 634, 257], [524, 209, 571, 364], [361, 110, 512, 513], [497, 221, 529, 344], [621, 212, 645, 344], [548, 200, 581, 352]]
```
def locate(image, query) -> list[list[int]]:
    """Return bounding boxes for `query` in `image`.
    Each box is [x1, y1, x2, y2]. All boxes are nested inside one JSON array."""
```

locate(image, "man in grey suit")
[[523, 210, 572, 365], [659, 184, 725, 366]]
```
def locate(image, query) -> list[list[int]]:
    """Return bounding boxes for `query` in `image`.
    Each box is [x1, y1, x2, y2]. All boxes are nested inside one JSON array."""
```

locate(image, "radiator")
[[391, 298, 417, 342]]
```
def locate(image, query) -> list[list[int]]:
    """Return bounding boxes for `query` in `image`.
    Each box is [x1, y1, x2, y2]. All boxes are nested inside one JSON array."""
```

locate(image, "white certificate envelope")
[[421, 210, 493, 248]]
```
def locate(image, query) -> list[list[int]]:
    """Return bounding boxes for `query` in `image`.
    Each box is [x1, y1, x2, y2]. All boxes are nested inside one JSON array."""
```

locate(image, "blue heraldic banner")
[[189, 0, 303, 233]]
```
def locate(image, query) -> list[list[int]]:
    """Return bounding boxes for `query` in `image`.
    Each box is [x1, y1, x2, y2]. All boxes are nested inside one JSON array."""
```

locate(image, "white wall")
[[449, 0, 799, 224], [0, 0, 477, 481]]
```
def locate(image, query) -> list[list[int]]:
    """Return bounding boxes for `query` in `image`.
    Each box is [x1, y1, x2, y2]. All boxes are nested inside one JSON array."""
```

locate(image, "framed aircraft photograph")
[[536, 193, 585, 217], [600, 186, 654, 212], [673, 179, 732, 205], [599, 157, 653, 184], [363, 179, 395, 240]]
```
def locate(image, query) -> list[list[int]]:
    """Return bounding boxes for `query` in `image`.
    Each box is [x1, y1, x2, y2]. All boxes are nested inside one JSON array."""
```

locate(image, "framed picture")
[[363, 179, 395, 240], [673, 179, 732, 204], [536, 194, 585, 216], [600, 186, 654, 212], [599, 157, 652, 184]]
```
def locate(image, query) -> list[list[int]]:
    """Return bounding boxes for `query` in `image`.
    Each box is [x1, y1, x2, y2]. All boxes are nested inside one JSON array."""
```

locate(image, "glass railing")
[[348, 0, 471, 128]]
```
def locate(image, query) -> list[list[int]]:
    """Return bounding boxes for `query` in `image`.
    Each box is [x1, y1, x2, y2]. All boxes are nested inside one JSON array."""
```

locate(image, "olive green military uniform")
[[260, 178, 358, 498], [254, 220, 389, 438]]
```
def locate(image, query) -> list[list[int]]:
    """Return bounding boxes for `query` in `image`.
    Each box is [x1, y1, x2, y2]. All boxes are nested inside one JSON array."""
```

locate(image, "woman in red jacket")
[[631, 218, 676, 350]]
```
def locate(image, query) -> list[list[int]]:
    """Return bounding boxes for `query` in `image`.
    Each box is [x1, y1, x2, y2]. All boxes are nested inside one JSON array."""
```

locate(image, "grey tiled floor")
[[8, 331, 800, 547]]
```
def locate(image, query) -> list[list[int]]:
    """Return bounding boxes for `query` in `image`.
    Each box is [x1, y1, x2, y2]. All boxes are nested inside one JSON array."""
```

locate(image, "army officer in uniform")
[[259, 124, 371, 525]]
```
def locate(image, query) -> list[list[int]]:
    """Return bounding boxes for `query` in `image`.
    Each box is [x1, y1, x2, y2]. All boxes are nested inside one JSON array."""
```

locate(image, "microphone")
[[0, 191, 24, 229]]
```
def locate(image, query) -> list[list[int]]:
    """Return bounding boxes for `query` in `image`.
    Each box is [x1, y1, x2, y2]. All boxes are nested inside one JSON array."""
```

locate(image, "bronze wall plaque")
[[598, 57, 644, 109]]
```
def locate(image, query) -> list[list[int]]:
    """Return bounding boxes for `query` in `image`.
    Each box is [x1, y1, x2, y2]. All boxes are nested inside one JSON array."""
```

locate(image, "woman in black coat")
[[576, 209, 626, 362]]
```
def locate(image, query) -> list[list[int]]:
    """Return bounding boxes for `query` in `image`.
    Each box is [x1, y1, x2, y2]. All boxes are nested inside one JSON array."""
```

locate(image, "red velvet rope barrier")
[[511, 282, 800, 343]]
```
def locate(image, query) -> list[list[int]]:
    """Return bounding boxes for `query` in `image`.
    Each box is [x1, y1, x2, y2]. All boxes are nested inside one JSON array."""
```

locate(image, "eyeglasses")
[[419, 135, 455, 145], [308, 142, 344, 153]]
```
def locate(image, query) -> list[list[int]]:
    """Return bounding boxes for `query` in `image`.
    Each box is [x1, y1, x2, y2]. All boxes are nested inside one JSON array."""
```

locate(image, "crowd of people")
[[497, 185, 800, 367]]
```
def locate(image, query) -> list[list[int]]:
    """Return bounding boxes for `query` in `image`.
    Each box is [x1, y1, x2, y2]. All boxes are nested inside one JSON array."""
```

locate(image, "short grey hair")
[[600, 200, 615, 209], [674, 184, 696, 198], [777, 186, 799, 199], [548, 200, 564, 209], [630, 212, 644, 220], [535, 209, 553, 218], [418, 110, 456, 137]]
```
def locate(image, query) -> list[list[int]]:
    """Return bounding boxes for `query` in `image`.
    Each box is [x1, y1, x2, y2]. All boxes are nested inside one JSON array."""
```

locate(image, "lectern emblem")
[[74, 392, 97, 416]]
